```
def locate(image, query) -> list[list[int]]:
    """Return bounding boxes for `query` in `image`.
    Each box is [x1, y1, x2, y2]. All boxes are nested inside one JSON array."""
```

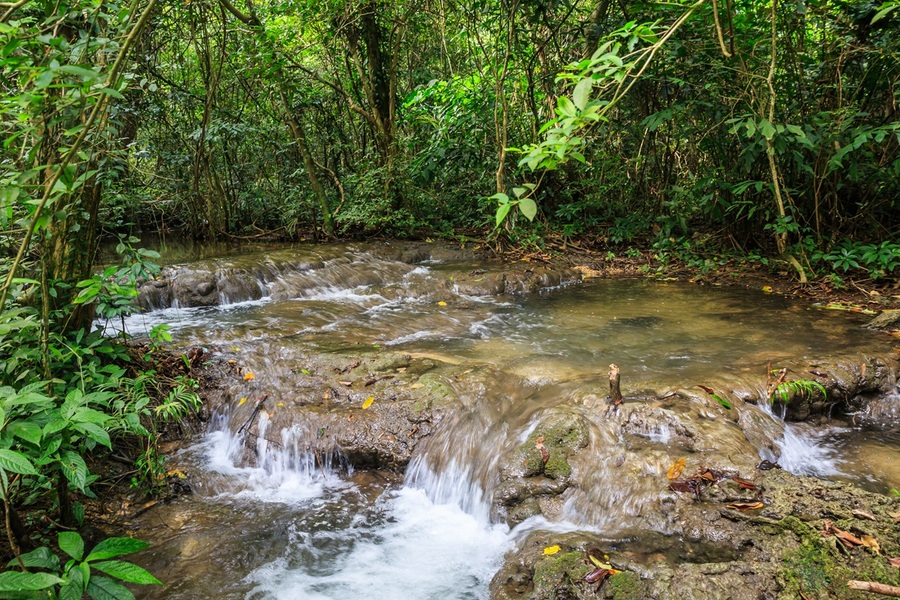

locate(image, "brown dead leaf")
[[726, 501, 764, 511], [888, 557, 900, 568], [731, 476, 758, 490], [585, 568, 611, 585], [535, 436, 549, 465], [860, 535, 881, 555], [823, 521, 865, 547], [852, 509, 877, 521], [667, 457, 687, 480], [860, 363, 867, 378], [696, 384, 715, 394]]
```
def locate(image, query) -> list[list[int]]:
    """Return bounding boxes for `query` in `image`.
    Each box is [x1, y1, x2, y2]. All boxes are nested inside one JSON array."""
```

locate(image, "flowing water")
[[117, 242, 899, 599]]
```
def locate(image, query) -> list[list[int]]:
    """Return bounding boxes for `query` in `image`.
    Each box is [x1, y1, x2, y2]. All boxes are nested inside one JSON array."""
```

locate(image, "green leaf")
[[518, 197, 538, 222], [56, 65, 99, 80], [711, 394, 732, 410], [92, 560, 163, 585], [758, 119, 776, 140], [85, 538, 150, 562], [59, 451, 89, 493], [0, 571, 63, 591], [74, 422, 112, 448], [59, 531, 84, 561], [7, 420, 42, 445], [0, 448, 37, 475], [86, 575, 134, 600], [572, 77, 593, 111], [495, 202, 512, 226], [59, 565, 84, 600], [8, 546, 59, 571]]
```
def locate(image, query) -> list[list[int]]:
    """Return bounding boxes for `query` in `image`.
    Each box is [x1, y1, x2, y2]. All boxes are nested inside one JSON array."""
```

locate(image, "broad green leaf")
[[557, 96, 576, 118], [86, 575, 134, 600], [8, 546, 59, 571], [758, 119, 776, 140], [518, 197, 537, 221], [91, 560, 163, 585], [0, 448, 37, 475], [0, 571, 63, 591], [74, 422, 112, 448], [85, 538, 150, 562], [59, 531, 84, 561], [59, 451, 89, 493], [56, 65, 99, 80], [59, 565, 84, 600], [495, 202, 512, 226], [7, 420, 42, 445], [572, 77, 593, 111]]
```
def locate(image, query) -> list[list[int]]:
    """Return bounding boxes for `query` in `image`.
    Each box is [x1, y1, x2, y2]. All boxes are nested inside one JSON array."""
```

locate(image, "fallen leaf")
[[535, 436, 549, 465], [852, 509, 877, 521], [761, 286, 773, 293], [543, 545, 560, 555], [822, 521, 865, 547], [585, 568, 610, 585], [166, 469, 188, 479], [860, 363, 867, 378], [669, 479, 701, 496], [726, 501, 764, 511], [244, 372, 256, 381], [276, 402, 284, 407], [667, 457, 687, 480], [697, 384, 715, 394], [362, 396, 375, 409], [408, 383, 424, 389], [437, 301, 448, 306], [732, 476, 758, 490], [339, 380, 352, 386], [861, 535, 881, 554], [888, 557, 900, 568], [238, 396, 248, 406], [588, 556, 613, 570]]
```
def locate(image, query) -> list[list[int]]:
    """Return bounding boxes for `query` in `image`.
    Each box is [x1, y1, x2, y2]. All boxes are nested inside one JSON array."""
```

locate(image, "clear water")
[[120, 244, 898, 599]]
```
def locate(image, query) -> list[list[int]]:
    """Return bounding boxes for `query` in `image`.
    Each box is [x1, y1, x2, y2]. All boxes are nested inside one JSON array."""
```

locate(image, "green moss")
[[544, 455, 572, 479], [778, 534, 900, 599], [532, 551, 591, 599], [606, 571, 641, 600]]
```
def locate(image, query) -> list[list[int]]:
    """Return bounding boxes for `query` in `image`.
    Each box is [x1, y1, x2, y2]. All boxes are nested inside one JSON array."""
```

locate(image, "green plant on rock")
[[0, 531, 162, 599], [770, 379, 827, 405]]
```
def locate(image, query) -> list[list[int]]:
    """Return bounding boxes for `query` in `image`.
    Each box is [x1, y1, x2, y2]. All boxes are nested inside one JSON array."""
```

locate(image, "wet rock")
[[491, 470, 900, 600], [495, 410, 589, 524], [171, 271, 219, 307], [866, 309, 900, 330]]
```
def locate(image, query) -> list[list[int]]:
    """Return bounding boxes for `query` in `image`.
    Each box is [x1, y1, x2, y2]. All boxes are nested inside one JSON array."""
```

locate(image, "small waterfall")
[[756, 402, 845, 477]]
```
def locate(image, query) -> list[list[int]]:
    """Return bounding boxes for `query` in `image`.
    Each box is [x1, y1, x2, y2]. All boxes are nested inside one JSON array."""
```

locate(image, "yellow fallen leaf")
[[362, 396, 375, 409], [244, 372, 255, 381], [588, 555, 613, 570], [408, 383, 424, 389], [238, 396, 248, 406], [666, 457, 687, 480], [861, 535, 881, 555], [761, 286, 773, 293], [543, 545, 561, 555], [437, 301, 448, 307], [166, 469, 188, 479], [277, 402, 285, 407]]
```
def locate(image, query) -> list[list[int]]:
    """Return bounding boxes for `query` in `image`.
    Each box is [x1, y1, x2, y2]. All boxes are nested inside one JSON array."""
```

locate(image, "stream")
[[112, 242, 900, 599]]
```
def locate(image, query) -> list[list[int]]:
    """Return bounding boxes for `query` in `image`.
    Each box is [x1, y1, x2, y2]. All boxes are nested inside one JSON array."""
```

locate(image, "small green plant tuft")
[[770, 379, 827, 404]]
